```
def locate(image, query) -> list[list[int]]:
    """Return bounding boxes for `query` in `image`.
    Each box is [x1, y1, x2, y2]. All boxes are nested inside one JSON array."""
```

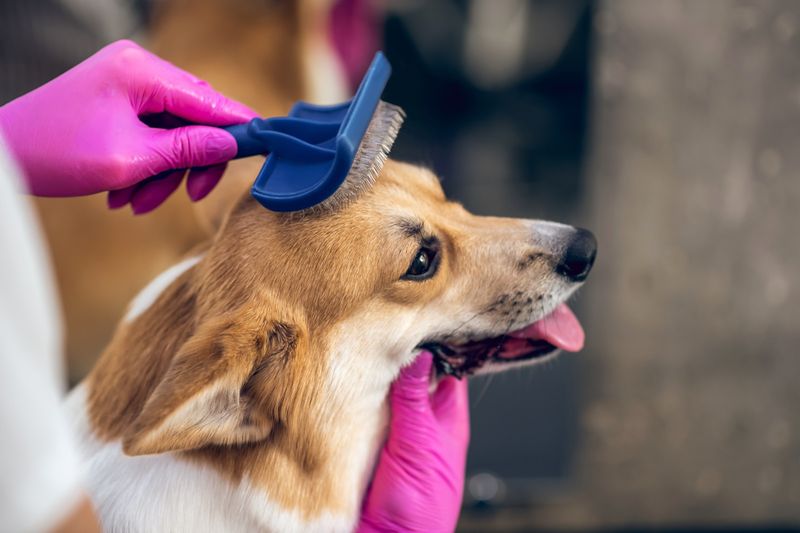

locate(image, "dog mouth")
[[422, 304, 585, 378]]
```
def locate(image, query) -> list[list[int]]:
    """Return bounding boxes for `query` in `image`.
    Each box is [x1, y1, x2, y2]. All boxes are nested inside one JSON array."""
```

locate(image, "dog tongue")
[[508, 303, 585, 352]]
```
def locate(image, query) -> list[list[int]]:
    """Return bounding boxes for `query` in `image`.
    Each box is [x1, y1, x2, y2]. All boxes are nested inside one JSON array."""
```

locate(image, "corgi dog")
[[65, 160, 596, 532]]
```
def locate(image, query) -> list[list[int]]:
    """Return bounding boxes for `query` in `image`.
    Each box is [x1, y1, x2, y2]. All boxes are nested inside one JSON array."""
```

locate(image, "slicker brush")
[[212, 52, 405, 214]]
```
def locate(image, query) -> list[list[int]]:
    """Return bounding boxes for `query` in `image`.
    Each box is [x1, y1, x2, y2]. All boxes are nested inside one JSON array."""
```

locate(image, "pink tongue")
[[508, 303, 585, 352]]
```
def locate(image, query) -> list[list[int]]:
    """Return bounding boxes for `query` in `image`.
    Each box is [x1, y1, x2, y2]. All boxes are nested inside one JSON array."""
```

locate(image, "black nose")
[[556, 228, 597, 282]]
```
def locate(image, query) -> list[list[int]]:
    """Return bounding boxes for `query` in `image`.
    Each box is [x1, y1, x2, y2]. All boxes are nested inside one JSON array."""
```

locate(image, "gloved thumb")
[[431, 375, 470, 442], [390, 351, 435, 412], [147, 126, 237, 176]]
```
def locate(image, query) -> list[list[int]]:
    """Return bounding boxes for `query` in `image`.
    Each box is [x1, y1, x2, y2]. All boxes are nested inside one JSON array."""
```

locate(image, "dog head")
[[94, 160, 595, 458]]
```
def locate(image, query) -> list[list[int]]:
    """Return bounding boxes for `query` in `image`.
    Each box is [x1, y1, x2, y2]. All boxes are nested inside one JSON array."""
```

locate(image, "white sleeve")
[[0, 136, 83, 532]]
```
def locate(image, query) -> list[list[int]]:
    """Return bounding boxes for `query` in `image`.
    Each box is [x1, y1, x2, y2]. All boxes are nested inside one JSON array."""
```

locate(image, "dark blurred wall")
[[462, 1, 800, 530], [0, 0, 144, 103]]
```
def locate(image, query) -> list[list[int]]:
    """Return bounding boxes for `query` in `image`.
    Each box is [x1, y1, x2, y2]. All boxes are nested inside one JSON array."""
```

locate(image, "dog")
[[65, 160, 596, 532]]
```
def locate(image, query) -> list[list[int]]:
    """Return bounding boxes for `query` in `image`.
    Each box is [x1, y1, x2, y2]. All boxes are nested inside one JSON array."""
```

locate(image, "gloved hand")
[[0, 40, 257, 214], [358, 352, 470, 533]]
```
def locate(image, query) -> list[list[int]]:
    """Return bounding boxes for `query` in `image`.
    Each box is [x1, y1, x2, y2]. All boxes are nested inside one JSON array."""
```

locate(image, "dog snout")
[[556, 228, 597, 282]]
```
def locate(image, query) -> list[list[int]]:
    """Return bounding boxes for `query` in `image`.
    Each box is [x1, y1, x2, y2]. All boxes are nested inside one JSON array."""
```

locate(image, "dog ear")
[[122, 303, 302, 456]]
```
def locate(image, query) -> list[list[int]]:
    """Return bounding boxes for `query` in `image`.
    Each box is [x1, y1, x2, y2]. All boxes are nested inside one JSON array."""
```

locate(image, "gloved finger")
[[140, 59, 258, 125], [431, 376, 470, 442], [147, 126, 237, 174], [186, 163, 226, 202], [390, 351, 434, 411], [107, 186, 135, 209], [130, 170, 185, 215]]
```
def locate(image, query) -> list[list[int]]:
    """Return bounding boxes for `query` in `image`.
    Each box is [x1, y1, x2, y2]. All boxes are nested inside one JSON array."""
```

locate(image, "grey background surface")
[[460, 0, 800, 529]]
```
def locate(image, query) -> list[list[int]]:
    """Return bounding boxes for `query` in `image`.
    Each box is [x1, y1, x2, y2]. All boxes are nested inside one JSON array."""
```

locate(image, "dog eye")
[[403, 246, 439, 280]]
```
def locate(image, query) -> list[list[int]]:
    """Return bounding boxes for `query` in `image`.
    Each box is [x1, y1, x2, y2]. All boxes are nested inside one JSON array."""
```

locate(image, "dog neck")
[[83, 260, 396, 530], [180, 334, 393, 529]]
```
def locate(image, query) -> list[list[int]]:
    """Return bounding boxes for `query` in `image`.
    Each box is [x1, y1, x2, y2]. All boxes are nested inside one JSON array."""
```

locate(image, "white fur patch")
[[124, 256, 201, 323], [66, 384, 351, 532], [323, 306, 416, 506], [243, 487, 354, 533]]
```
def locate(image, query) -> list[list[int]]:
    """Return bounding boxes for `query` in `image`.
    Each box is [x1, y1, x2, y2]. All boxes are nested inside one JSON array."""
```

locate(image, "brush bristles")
[[296, 100, 406, 217]]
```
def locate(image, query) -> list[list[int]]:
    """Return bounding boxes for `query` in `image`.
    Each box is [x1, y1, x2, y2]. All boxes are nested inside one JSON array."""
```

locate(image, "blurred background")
[[2, 0, 799, 530]]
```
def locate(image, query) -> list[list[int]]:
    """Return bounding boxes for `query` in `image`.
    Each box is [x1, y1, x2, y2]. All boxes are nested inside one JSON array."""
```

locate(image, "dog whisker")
[[472, 372, 495, 406]]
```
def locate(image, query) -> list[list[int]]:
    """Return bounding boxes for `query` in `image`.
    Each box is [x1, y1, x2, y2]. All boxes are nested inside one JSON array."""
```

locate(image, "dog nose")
[[556, 228, 597, 282]]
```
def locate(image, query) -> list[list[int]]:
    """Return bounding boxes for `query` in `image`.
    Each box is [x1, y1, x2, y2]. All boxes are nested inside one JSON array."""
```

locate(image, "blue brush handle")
[[220, 116, 341, 160], [222, 122, 270, 159]]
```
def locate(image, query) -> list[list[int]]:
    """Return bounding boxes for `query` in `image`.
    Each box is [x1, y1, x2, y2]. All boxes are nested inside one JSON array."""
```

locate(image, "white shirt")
[[0, 136, 82, 532]]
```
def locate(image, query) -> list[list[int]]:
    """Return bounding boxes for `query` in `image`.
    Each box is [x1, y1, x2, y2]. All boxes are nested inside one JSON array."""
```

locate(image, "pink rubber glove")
[[358, 352, 470, 533], [0, 40, 257, 214]]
